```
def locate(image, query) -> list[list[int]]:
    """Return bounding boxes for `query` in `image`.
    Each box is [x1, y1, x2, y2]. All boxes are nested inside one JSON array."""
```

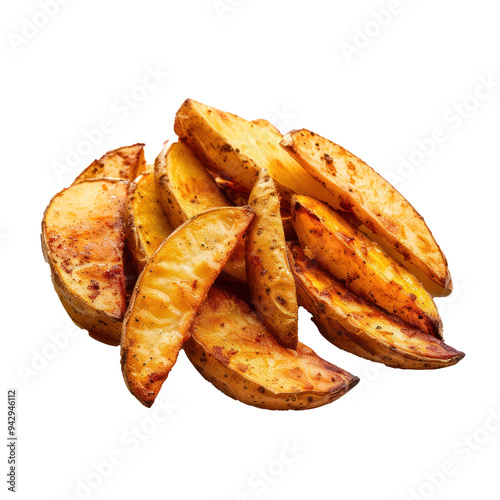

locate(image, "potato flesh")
[[173, 99, 340, 208], [156, 142, 230, 226], [281, 130, 451, 290], [246, 169, 298, 349], [185, 286, 359, 410], [121, 206, 254, 407], [292, 195, 443, 339], [155, 142, 247, 283], [288, 242, 464, 369], [42, 179, 128, 320], [73, 143, 146, 184], [125, 172, 174, 269]]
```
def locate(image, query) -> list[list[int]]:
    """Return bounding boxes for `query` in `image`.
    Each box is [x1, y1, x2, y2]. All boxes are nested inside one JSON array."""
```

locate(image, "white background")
[[2, 1, 499, 499]]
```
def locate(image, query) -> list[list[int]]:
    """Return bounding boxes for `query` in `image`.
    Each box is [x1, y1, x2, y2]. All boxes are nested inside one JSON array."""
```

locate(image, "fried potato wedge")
[[155, 141, 247, 283], [124, 172, 174, 270], [281, 130, 451, 290], [185, 285, 359, 410], [217, 177, 295, 239], [246, 169, 298, 349], [292, 195, 443, 339], [58, 294, 123, 346], [173, 99, 339, 208], [42, 179, 128, 345], [73, 143, 146, 184], [120, 206, 254, 407], [288, 242, 464, 369]]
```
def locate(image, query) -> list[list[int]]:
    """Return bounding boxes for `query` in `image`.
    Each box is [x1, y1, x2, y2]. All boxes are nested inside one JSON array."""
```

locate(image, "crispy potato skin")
[[41, 179, 128, 344], [58, 293, 122, 346], [281, 130, 451, 290], [246, 169, 298, 349], [291, 195, 443, 339], [155, 142, 229, 226], [288, 242, 464, 369], [73, 143, 146, 184], [185, 286, 359, 410], [173, 99, 339, 208], [217, 178, 296, 239], [120, 206, 254, 407], [124, 172, 174, 270], [155, 142, 247, 284]]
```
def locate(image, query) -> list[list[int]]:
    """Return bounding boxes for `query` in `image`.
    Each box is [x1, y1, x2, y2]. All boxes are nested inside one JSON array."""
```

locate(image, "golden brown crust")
[[288, 242, 464, 369], [154, 142, 247, 284], [281, 130, 451, 290], [124, 172, 174, 270], [185, 285, 359, 410], [120, 206, 254, 407], [246, 169, 299, 349], [41, 179, 128, 344], [173, 99, 340, 208], [291, 195, 443, 339]]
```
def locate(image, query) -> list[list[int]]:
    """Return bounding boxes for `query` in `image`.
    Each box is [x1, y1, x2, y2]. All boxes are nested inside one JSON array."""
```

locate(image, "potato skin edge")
[[41, 178, 128, 345]]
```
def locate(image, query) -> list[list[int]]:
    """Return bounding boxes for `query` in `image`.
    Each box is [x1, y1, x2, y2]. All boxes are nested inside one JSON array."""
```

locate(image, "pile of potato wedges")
[[41, 99, 464, 410]]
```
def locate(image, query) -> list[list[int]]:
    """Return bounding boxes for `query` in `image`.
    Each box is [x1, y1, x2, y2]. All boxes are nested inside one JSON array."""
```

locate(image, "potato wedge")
[[173, 99, 339, 208], [155, 142, 247, 284], [291, 195, 443, 339], [73, 143, 146, 184], [217, 178, 295, 239], [281, 130, 451, 290], [124, 172, 174, 270], [58, 294, 123, 346], [41, 179, 128, 345], [185, 285, 359, 410], [288, 242, 464, 369], [246, 168, 298, 349], [120, 206, 254, 407], [154, 142, 230, 226]]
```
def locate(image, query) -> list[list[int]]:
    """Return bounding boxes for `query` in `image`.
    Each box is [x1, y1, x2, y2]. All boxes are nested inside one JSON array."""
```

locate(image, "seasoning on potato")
[[124, 171, 174, 270], [281, 129, 452, 291], [185, 285, 359, 410], [246, 168, 299, 350], [40, 100, 464, 412], [288, 242, 464, 369], [155, 141, 247, 284], [291, 195, 443, 339], [120, 206, 254, 407], [42, 178, 129, 345]]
